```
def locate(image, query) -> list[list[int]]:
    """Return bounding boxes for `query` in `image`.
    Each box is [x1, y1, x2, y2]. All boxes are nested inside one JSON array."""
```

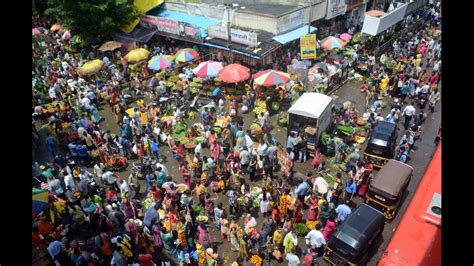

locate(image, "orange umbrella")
[[218, 64, 250, 83], [365, 10, 386, 17]]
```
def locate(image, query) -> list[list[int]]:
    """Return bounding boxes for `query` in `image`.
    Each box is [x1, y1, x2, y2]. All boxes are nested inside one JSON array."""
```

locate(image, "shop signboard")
[[178, 22, 203, 42], [300, 34, 317, 60], [146, 17, 203, 42], [326, 0, 347, 19], [277, 9, 305, 34], [157, 18, 180, 35], [207, 25, 258, 47], [277, 144, 293, 178], [141, 15, 160, 28]]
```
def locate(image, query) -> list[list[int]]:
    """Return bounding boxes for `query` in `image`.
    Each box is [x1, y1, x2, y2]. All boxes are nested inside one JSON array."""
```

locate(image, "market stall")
[[287, 93, 333, 157]]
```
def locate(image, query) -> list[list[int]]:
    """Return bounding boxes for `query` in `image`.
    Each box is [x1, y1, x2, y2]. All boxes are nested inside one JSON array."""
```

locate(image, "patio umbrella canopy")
[[218, 64, 250, 83], [321, 36, 346, 50], [62, 31, 71, 41], [125, 48, 150, 63], [50, 24, 61, 31], [99, 41, 122, 52], [174, 48, 199, 62], [77, 59, 105, 75], [192, 61, 223, 78], [32, 28, 42, 35], [32, 188, 49, 215], [340, 33, 352, 41], [148, 55, 173, 71], [253, 69, 291, 87]]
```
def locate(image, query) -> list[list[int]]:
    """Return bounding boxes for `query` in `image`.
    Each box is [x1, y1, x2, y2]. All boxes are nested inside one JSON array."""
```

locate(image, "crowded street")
[[32, 1, 441, 265]]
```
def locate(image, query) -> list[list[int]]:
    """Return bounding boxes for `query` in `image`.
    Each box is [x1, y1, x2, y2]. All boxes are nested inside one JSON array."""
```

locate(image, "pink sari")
[[211, 143, 221, 162]]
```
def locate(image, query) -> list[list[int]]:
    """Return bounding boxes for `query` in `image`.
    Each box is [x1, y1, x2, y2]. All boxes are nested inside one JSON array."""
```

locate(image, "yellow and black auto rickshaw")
[[324, 203, 385, 265], [365, 159, 413, 221], [363, 121, 398, 168]]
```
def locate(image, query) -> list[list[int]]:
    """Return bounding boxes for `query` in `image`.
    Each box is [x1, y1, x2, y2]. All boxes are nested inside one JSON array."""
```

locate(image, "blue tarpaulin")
[[272, 25, 317, 44], [156, 10, 220, 38]]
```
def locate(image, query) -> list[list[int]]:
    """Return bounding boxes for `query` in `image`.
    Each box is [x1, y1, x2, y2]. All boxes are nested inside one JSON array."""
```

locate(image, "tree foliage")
[[45, 0, 139, 43]]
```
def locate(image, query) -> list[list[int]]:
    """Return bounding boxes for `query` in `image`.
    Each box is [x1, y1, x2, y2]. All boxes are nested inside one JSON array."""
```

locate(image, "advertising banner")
[[142, 16, 204, 42], [157, 18, 180, 35], [300, 34, 317, 60], [277, 9, 305, 34], [326, 0, 347, 19], [207, 25, 258, 47]]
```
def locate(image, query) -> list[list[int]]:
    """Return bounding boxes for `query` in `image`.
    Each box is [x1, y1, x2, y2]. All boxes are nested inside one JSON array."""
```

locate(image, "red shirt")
[[284, 57, 291, 65], [32, 232, 42, 248], [138, 254, 153, 266], [148, 188, 161, 201]]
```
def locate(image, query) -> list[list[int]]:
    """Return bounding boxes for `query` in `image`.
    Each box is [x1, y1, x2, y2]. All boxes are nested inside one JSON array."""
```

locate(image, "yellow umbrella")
[[50, 24, 61, 31], [77, 59, 104, 75], [99, 41, 122, 52], [125, 48, 150, 63]]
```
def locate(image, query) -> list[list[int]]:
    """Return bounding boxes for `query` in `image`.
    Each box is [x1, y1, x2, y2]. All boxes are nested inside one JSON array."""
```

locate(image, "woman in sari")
[[305, 193, 319, 222], [283, 229, 298, 255], [197, 224, 212, 248], [229, 218, 240, 251], [278, 188, 292, 218], [210, 141, 222, 163]]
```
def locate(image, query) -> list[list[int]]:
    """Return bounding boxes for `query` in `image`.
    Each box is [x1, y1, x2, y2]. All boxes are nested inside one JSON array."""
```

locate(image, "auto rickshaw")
[[365, 159, 413, 221], [323, 203, 385, 265], [363, 120, 398, 168]]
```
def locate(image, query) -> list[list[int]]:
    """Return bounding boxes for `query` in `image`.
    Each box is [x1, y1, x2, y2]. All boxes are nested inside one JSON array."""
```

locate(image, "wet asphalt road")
[[32, 69, 441, 266]]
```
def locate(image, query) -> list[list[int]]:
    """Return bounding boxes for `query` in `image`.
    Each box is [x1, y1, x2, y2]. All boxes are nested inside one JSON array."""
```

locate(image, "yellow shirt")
[[273, 230, 284, 245]]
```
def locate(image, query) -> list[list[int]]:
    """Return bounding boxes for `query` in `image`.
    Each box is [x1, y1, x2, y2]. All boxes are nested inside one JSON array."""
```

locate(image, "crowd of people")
[[32, 4, 441, 266]]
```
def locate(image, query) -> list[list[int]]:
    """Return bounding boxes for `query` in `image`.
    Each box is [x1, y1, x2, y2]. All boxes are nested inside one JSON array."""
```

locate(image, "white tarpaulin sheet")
[[288, 93, 332, 119], [362, 3, 409, 36]]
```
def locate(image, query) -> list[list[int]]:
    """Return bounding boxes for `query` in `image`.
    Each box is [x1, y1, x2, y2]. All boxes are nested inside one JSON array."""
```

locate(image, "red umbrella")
[[218, 64, 250, 83]]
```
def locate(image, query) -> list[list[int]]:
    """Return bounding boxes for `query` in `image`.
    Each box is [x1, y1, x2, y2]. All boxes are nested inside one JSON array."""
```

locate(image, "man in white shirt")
[[102, 171, 117, 187], [119, 179, 131, 199], [313, 175, 329, 195], [155, 162, 169, 177], [64, 172, 77, 191], [285, 252, 300, 266], [305, 228, 326, 250], [402, 102, 416, 129], [80, 95, 91, 110]]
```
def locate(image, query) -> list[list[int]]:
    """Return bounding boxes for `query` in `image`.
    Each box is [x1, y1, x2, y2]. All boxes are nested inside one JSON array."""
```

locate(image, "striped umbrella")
[[218, 64, 250, 83], [321, 36, 346, 50], [125, 48, 150, 63], [32, 28, 42, 35], [192, 61, 223, 78], [77, 59, 105, 75], [174, 48, 199, 62], [253, 69, 291, 87], [50, 24, 61, 31], [32, 188, 49, 215], [71, 35, 82, 46], [340, 33, 352, 41], [148, 55, 173, 71], [62, 31, 71, 41]]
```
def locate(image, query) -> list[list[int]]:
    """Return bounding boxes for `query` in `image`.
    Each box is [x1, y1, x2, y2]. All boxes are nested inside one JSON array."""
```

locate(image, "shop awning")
[[202, 42, 261, 59], [272, 25, 317, 44], [114, 26, 157, 43], [154, 10, 220, 38]]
